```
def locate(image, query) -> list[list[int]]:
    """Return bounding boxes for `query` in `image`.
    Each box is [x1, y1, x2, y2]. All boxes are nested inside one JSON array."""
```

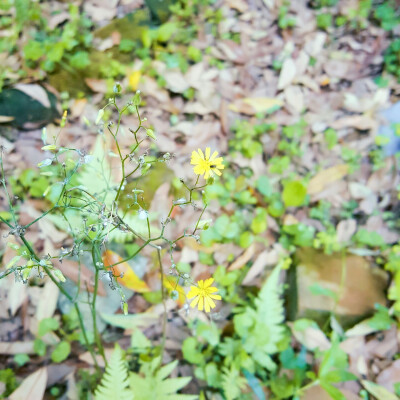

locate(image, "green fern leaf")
[[95, 345, 133, 400], [233, 265, 286, 370], [129, 359, 197, 400], [221, 366, 247, 400]]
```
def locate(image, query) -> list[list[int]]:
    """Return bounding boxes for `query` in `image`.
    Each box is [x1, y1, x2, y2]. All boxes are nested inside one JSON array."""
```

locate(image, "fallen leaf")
[[85, 78, 108, 93], [228, 243, 256, 271], [0, 341, 35, 355], [9, 367, 47, 400], [229, 97, 283, 115], [278, 58, 296, 90], [0, 116, 15, 123], [14, 84, 51, 108], [164, 276, 186, 306], [308, 164, 349, 196], [361, 380, 398, 400], [103, 250, 150, 292]]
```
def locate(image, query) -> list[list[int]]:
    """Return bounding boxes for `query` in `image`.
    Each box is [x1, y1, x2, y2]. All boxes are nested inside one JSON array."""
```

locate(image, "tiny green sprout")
[[122, 302, 128, 315], [170, 290, 179, 300], [41, 145, 58, 153], [132, 90, 141, 106], [146, 129, 157, 140], [53, 269, 66, 283], [96, 109, 105, 124], [198, 219, 212, 230], [113, 82, 122, 93], [37, 158, 53, 168]]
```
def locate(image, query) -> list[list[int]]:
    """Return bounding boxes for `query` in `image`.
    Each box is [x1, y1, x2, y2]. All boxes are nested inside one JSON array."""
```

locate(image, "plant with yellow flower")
[[191, 148, 224, 179], [187, 278, 222, 313]]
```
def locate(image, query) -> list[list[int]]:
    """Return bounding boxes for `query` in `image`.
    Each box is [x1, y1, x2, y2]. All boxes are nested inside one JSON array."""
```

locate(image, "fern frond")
[[233, 265, 286, 370], [129, 359, 197, 400], [95, 345, 133, 400], [221, 366, 247, 400]]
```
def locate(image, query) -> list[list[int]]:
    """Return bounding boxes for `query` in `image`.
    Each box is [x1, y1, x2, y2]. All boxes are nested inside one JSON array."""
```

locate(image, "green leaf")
[[322, 369, 357, 383], [38, 317, 60, 337], [47, 42, 65, 62], [101, 312, 157, 330], [221, 366, 247, 400], [233, 265, 286, 369], [129, 358, 197, 400], [361, 380, 399, 400], [156, 22, 178, 42], [368, 305, 394, 330], [309, 283, 338, 301], [69, 51, 90, 69], [320, 381, 346, 400], [282, 181, 307, 207], [14, 353, 30, 367], [182, 337, 204, 364], [34, 338, 46, 357], [95, 344, 133, 400], [24, 41, 45, 61], [51, 341, 71, 363]]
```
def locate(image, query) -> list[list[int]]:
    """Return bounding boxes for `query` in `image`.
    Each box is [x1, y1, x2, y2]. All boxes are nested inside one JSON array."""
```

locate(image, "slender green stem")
[[19, 235, 100, 371], [157, 248, 167, 365]]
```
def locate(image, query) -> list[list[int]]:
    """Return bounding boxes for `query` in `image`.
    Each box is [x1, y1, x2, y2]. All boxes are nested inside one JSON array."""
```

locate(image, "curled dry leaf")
[[102, 250, 150, 293]]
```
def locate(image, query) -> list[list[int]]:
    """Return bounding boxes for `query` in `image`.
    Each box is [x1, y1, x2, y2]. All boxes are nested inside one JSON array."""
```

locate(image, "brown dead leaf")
[[229, 97, 283, 115], [0, 116, 15, 123], [377, 359, 400, 394], [228, 243, 256, 271], [55, 259, 106, 296], [242, 250, 273, 285], [278, 58, 296, 90], [331, 115, 377, 131], [85, 78, 108, 93], [308, 164, 349, 196], [14, 84, 51, 108], [164, 70, 190, 93], [296, 248, 387, 317], [9, 367, 47, 400], [0, 341, 35, 355], [336, 219, 357, 243]]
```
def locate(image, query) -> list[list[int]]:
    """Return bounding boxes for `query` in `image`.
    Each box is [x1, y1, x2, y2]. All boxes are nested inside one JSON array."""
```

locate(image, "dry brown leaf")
[[9, 367, 47, 400], [55, 259, 106, 296], [85, 78, 108, 93], [229, 97, 283, 115], [164, 70, 190, 93], [296, 248, 387, 317], [278, 58, 296, 90], [14, 84, 51, 108], [308, 164, 349, 196], [0, 341, 35, 355], [228, 243, 256, 271], [336, 219, 357, 243], [242, 250, 272, 285], [0, 116, 15, 123]]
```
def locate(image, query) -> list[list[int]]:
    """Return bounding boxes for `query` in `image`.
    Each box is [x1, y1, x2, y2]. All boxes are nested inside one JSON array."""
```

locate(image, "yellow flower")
[[187, 278, 222, 313], [191, 148, 224, 180]]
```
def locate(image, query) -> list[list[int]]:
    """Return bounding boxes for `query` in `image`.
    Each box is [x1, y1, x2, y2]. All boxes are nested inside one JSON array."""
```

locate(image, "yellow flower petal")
[[187, 286, 200, 299], [204, 297, 211, 312], [210, 151, 219, 161], [205, 147, 210, 160], [198, 296, 204, 311], [190, 296, 200, 308], [203, 278, 214, 288], [209, 294, 221, 300]]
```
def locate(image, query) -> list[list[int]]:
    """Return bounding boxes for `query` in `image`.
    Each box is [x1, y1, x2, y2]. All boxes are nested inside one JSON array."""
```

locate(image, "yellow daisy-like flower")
[[191, 148, 224, 180], [187, 278, 222, 313]]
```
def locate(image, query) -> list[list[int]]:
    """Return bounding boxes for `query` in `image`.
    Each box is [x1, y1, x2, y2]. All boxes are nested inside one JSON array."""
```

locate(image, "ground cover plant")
[[0, 0, 400, 399]]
